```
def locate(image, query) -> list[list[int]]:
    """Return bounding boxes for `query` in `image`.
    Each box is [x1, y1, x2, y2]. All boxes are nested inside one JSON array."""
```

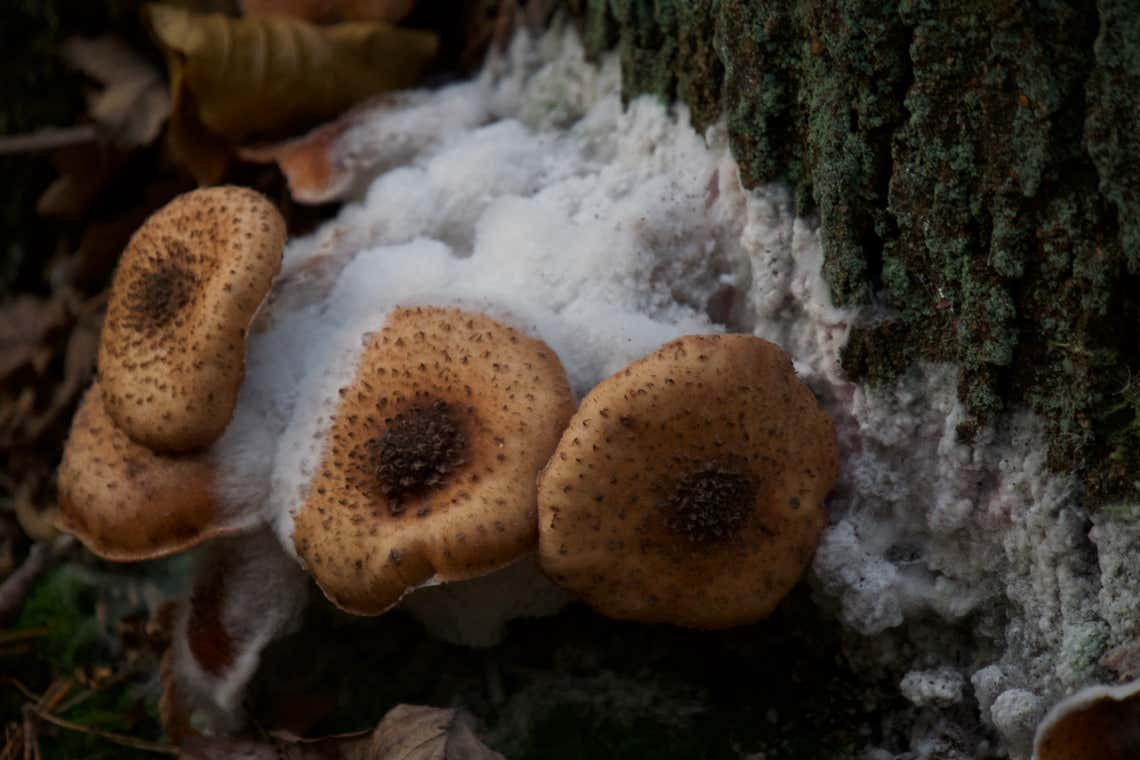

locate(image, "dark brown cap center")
[[661, 466, 756, 543], [368, 399, 467, 514], [125, 249, 197, 332]]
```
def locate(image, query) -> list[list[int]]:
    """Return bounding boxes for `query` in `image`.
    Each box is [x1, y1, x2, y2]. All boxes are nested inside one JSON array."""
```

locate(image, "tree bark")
[[568, 0, 1140, 502]]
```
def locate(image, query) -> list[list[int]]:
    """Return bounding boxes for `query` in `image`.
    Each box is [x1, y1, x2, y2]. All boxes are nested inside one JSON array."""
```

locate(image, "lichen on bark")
[[569, 0, 1140, 502]]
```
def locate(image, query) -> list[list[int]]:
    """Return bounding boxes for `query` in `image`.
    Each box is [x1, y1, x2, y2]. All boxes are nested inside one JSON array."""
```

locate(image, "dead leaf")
[[367, 705, 504, 760], [22, 310, 99, 442], [145, 4, 438, 182], [0, 296, 68, 383], [0, 292, 100, 449], [240, 0, 418, 25], [61, 36, 172, 149], [36, 143, 125, 219], [176, 706, 499, 759]]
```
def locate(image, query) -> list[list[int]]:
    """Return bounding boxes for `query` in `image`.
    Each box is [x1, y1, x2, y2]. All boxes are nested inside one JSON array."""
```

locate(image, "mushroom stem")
[[163, 530, 309, 740]]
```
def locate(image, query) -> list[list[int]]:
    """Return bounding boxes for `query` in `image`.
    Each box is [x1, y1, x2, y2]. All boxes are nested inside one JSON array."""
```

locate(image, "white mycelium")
[[195, 19, 1136, 760]]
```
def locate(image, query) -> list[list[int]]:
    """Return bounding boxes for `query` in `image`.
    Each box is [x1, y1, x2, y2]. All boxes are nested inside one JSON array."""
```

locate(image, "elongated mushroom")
[[99, 186, 285, 452], [292, 305, 575, 615], [161, 530, 309, 740], [56, 384, 239, 560], [1034, 678, 1140, 760], [537, 334, 837, 629]]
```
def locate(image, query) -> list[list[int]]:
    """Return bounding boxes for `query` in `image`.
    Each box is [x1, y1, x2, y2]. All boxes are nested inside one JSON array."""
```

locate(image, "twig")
[[22, 706, 40, 760], [0, 126, 98, 156], [1, 723, 23, 760], [29, 711, 178, 756], [6, 679, 39, 702], [0, 536, 75, 625]]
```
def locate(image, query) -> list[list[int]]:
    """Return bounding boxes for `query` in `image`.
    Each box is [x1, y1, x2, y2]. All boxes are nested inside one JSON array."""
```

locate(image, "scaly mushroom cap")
[[56, 384, 222, 560], [99, 186, 285, 452], [1034, 679, 1140, 760], [293, 306, 576, 615], [537, 334, 837, 629]]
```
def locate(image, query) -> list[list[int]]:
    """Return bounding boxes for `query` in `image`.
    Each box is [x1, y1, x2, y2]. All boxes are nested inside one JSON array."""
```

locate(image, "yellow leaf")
[[145, 3, 437, 181]]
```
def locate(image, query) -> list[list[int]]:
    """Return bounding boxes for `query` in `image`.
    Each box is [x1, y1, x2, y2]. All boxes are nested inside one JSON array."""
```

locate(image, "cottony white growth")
[[196, 18, 1135, 760]]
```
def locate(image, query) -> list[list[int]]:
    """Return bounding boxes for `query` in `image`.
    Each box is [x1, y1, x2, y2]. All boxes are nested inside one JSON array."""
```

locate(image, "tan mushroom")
[[1034, 678, 1140, 760], [292, 305, 576, 615], [99, 186, 285, 452], [537, 334, 837, 629], [56, 384, 230, 560]]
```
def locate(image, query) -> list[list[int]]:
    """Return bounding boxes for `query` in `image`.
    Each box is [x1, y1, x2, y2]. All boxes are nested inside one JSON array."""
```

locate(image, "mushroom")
[[1034, 678, 1140, 759], [537, 334, 837, 629], [292, 305, 576, 615], [98, 186, 285, 452], [161, 530, 309, 740], [56, 383, 246, 560]]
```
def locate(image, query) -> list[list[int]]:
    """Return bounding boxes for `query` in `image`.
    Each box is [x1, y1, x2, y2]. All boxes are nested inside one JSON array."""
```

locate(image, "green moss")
[[570, 0, 619, 60], [2, 562, 172, 759], [674, 2, 723, 132], [15, 565, 104, 670], [1085, 0, 1140, 272], [567, 0, 1140, 502], [41, 687, 162, 760], [714, 1, 805, 197]]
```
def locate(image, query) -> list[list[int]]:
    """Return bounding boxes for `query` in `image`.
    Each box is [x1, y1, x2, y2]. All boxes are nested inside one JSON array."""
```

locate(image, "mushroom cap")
[[537, 334, 837, 629], [98, 186, 285, 452], [56, 383, 225, 560], [292, 305, 576, 615], [1034, 678, 1140, 760]]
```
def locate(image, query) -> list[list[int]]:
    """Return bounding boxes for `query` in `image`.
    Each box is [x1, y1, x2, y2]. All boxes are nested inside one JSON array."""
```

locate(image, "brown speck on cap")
[[98, 186, 285, 452], [537, 334, 838, 629], [293, 306, 576, 615], [56, 384, 225, 560], [1034, 678, 1140, 760]]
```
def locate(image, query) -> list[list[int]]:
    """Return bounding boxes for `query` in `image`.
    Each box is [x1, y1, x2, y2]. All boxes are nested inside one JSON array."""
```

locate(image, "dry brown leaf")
[[176, 706, 500, 759], [367, 705, 504, 760], [21, 309, 99, 443], [0, 296, 68, 383], [61, 36, 172, 148], [145, 4, 437, 183], [36, 143, 124, 219], [240, 0, 418, 24], [0, 292, 100, 449]]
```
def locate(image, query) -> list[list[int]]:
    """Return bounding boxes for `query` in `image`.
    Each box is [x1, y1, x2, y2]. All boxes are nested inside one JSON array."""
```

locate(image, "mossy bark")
[[569, 0, 1140, 502]]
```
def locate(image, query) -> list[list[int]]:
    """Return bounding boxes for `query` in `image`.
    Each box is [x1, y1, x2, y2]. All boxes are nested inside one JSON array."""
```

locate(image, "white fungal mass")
[[205, 24, 1136, 760]]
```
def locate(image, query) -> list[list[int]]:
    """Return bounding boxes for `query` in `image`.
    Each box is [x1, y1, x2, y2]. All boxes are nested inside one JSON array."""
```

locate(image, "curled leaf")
[[145, 3, 437, 182], [368, 705, 504, 760], [61, 35, 172, 148]]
